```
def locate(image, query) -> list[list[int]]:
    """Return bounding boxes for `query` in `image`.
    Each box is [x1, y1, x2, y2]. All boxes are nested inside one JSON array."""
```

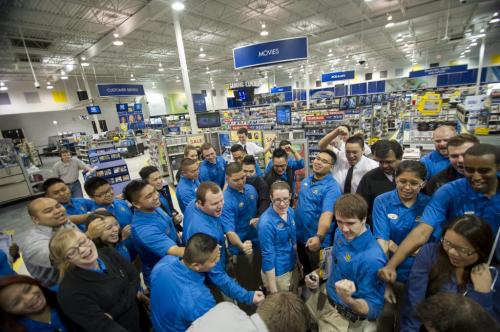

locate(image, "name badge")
[[277, 223, 285, 229], [238, 202, 244, 208], [464, 211, 475, 215], [387, 213, 398, 220]]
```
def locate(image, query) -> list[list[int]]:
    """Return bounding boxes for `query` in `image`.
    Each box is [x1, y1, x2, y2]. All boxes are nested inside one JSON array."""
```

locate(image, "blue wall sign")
[[271, 86, 292, 93], [116, 103, 128, 112], [409, 65, 468, 78], [97, 84, 145, 97], [192, 94, 207, 113], [322, 71, 355, 82], [233, 37, 308, 69]]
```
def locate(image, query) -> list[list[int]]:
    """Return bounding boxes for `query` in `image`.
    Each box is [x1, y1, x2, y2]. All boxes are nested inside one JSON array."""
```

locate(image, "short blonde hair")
[[49, 228, 80, 276]]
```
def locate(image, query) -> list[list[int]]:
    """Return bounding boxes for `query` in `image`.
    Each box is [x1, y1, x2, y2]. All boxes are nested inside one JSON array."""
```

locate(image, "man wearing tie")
[[236, 128, 273, 157]]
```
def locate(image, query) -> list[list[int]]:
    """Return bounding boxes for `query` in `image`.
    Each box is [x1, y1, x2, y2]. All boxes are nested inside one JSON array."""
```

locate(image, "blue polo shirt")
[[326, 228, 386, 320], [422, 177, 500, 238], [183, 203, 254, 305], [20, 307, 68, 332], [92, 199, 133, 228], [151, 255, 216, 332], [295, 174, 342, 246], [0, 250, 15, 276], [372, 190, 431, 283], [176, 176, 200, 213], [115, 242, 131, 262], [420, 150, 450, 180], [258, 206, 296, 276], [265, 157, 305, 194], [131, 208, 180, 286], [199, 156, 226, 188], [221, 185, 259, 255], [63, 197, 94, 231]]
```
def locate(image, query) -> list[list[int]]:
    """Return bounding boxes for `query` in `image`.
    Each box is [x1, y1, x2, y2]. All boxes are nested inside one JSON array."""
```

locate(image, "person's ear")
[[190, 262, 202, 272], [32, 216, 39, 225]]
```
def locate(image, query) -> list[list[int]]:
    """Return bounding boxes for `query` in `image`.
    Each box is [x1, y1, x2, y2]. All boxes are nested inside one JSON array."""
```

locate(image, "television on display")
[[134, 103, 142, 111], [196, 112, 221, 128], [358, 95, 371, 106], [116, 103, 128, 112], [339, 97, 349, 110], [347, 96, 357, 109], [276, 105, 292, 125], [233, 88, 254, 103], [86, 105, 101, 114]]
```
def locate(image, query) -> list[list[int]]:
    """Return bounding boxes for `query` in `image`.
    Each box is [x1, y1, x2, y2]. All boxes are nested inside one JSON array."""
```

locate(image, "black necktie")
[[243, 144, 247, 153], [344, 166, 354, 193]]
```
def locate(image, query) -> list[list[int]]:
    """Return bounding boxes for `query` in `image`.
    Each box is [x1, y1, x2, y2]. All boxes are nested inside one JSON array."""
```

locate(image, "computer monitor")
[[276, 105, 292, 125], [196, 112, 221, 128], [86, 105, 101, 114]]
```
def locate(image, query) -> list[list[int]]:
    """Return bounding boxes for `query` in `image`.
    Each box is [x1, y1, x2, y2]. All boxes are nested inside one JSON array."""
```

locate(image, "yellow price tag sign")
[[416, 92, 442, 116]]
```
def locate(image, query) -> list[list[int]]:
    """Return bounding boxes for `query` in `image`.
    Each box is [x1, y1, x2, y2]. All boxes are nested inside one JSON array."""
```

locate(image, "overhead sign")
[[97, 84, 145, 97], [233, 37, 308, 70], [192, 93, 207, 113], [322, 71, 355, 82], [271, 86, 292, 93], [409, 65, 468, 78], [224, 80, 261, 90]]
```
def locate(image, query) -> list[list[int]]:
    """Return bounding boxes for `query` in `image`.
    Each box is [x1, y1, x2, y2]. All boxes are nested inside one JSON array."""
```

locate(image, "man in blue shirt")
[[304, 194, 386, 331], [265, 139, 304, 175], [124, 180, 184, 286], [231, 144, 263, 176], [150, 233, 222, 332], [221, 163, 261, 301], [199, 143, 226, 188], [43, 177, 94, 230], [295, 149, 342, 275], [183, 181, 264, 307], [420, 125, 456, 180], [380, 143, 500, 284], [242, 155, 270, 216], [264, 148, 297, 199], [176, 158, 201, 213]]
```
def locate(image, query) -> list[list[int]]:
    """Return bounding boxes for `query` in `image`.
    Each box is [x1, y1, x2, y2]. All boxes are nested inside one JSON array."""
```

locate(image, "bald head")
[[432, 125, 456, 157], [28, 197, 68, 227]]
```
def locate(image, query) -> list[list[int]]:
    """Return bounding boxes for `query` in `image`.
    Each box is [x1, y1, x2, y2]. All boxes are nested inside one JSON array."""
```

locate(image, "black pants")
[[297, 242, 320, 276], [228, 251, 263, 314]]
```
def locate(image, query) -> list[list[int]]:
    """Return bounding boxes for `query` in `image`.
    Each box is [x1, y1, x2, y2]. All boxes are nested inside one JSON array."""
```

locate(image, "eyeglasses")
[[314, 155, 333, 165], [272, 197, 290, 204], [66, 237, 92, 259], [441, 238, 476, 257], [93, 187, 114, 198], [396, 179, 423, 189]]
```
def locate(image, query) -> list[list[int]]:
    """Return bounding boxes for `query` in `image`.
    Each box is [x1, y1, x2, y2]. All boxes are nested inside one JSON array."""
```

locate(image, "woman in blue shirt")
[[258, 181, 299, 294], [401, 215, 498, 331], [0, 274, 73, 332], [86, 211, 132, 262], [373, 160, 430, 331]]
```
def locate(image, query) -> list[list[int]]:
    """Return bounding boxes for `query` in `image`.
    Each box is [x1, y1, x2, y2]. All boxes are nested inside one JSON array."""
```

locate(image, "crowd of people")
[[0, 126, 499, 332]]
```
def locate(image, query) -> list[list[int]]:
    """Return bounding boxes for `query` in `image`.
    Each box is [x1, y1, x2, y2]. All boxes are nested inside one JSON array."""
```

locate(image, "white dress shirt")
[[238, 141, 264, 156], [332, 148, 378, 193]]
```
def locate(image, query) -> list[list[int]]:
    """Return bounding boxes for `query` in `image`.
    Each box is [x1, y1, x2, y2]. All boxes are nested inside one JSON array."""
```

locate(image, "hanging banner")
[[409, 65, 468, 78], [192, 94, 207, 113], [271, 86, 292, 93], [233, 37, 308, 69], [97, 84, 145, 97], [321, 71, 355, 82]]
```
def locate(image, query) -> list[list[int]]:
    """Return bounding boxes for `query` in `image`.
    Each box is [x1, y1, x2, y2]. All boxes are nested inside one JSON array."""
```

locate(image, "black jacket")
[[356, 167, 395, 226], [264, 167, 294, 195], [423, 166, 461, 196], [57, 247, 141, 332], [246, 176, 270, 217]]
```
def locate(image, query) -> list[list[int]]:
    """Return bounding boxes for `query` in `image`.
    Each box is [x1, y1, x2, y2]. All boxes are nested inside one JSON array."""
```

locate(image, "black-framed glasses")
[[440, 238, 476, 257]]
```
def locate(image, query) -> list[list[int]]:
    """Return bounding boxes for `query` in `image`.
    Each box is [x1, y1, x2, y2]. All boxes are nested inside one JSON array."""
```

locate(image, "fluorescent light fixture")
[[464, 49, 471, 53], [42, 58, 49, 63], [479, 28, 485, 33], [130, 74, 134, 77], [61, 76, 68, 80], [489, 17, 500, 24], [387, 14, 392, 21], [459, 55, 465, 58], [112, 40, 124, 46], [260, 30, 269, 36], [81, 56, 86, 61], [385, 22, 395, 28], [261, 23, 266, 29], [199, 53, 206, 58], [328, 53, 333, 57], [0, 82, 7, 91], [47, 85, 54, 89], [158, 67, 165, 72], [176, 79, 181, 82], [171, 1, 185, 11], [113, 33, 119, 38], [81, 62, 90, 67], [470, 42, 477, 46], [277, 65, 283, 68]]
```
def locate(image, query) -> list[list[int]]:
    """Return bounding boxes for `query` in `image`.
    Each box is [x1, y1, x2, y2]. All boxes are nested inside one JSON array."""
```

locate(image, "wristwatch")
[[316, 233, 325, 242]]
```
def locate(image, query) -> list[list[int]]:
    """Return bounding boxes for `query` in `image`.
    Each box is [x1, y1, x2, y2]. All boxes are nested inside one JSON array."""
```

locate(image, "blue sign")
[[322, 71, 355, 82], [97, 84, 145, 97], [271, 86, 292, 93], [192, 94, 207, 113], [86, 105, 101, 115], [325, 113, 344, 121], [134, 103, 142, 111], [233, 37, 308, 69], [116, 103, 128, 112], [409, 65, 468, 78]]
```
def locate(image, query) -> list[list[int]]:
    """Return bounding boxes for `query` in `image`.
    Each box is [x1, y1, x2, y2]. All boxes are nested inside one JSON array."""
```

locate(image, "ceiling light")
[[171, 1, 185, 11], [460, 54, 465, 58], [480, 28, 485, 33], [0, 82, 7, 91], [130, 73, 134, 77], [396, 38, 403, 42], [470, 42, 477, 46], [81, 56, 86, 61], [464, 49, 471, 53], [42, 58, 49, 63], [65, 64, 74, 71], [112, 40, 124, 46], [176, 79, 181, 82], [199, 53, 206, 58], [328, 53, 333, 57], [158, 67, 165, 72], [489, 17, 500, 24], [277, 65, 283, 68], [113, 33, 120, 38], [81, 62, 90, 67], [130, 77, 136, 81], [261, 23, 266, 29], [387, 14, 392, 21], [61, 76, 68, 80], [152, 82, 156, 88], [200, 47, 204, 52], [206, 66, 209, 70], [260, 30, 269, 36], [385, 22, 395, 28], [47, 84, 54, 90]]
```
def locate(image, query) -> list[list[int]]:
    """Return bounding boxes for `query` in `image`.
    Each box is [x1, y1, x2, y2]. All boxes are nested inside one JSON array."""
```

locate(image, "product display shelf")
[[93, 159, 131, 189], [147, 129, 170, 177], [164, 135, 189, 185], [0, 139, 31, 203], [488, 89, 500, 134]]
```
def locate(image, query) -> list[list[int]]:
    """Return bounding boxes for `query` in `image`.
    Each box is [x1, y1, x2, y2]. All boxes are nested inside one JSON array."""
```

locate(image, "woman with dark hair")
[[373, 160, 431, 331], [401, 215, 499, 331], [86, 211, 132, 262], [0, 275, 74, 332]]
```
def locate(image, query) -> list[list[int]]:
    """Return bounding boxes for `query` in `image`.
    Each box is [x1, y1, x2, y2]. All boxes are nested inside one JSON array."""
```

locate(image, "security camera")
[[459, 0, 466, 3], [34, 81, 40, 89]]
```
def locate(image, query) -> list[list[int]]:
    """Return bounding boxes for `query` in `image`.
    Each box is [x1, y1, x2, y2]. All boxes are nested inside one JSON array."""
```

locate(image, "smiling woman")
[[49, 228, 146, 332]]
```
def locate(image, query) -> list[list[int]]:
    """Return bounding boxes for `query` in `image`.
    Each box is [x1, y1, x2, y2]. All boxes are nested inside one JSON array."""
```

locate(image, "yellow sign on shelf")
[[474, 127, 490, 136], [416, 92, 442, 116], [52, 90, 68, 103]]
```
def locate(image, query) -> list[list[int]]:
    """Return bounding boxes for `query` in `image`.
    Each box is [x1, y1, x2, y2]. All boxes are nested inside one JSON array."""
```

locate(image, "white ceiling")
[[0, 0, 498, 88]]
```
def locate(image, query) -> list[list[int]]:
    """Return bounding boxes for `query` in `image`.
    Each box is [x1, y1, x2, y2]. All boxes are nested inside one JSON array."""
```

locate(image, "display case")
[[0, 139, 30, 204]]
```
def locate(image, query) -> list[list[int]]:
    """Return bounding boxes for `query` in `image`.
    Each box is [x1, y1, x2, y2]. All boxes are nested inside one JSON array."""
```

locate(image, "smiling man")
[[420, 125, 457, 180], [199, 143, 227, 188], [21, 197, 79, 287], [379, 143, 500, 284]]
